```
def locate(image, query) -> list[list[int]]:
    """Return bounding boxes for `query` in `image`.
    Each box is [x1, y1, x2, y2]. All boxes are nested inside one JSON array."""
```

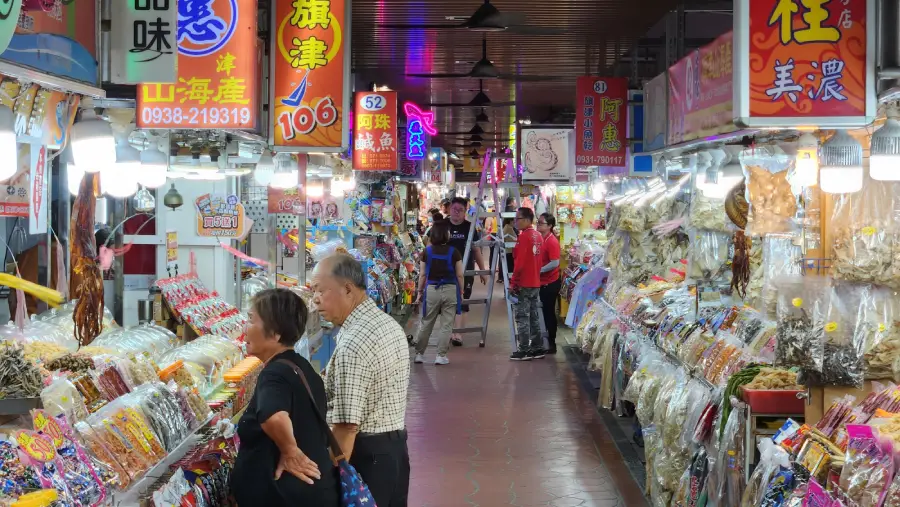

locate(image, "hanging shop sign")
[[195, 193, 246, 237], [667, 32, 735, 145], [2, 1, 98, 85], [643, 74, 667, 152], [137, 0, 259, 130], [404, 102, 437, 161], [111, 0, 179, 85], [425, 147, 446, 183], [267, 186, 304, 214], [352, 91, 397, 171], [270, 0, 349, 151], [575, 76, 628, 168], [0, 143, 34, 217], [0, 1, 21, 57], [396, 123, 422, 180], [0, 79, 80, 149], [734, 0, 876, 127], [520, 127, 575, 182], [28, 144, 46, 234]]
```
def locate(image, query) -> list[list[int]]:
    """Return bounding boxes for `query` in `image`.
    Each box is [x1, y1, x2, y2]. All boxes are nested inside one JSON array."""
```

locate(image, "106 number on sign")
[[277, 96, 338, 140]]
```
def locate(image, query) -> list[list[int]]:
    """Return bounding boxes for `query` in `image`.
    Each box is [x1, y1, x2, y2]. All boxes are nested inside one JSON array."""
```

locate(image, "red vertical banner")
[[735, 0, 875, 127], [575, 77, 628, 167], [352, 91, 398, 170], [270, 0, 349, 151]]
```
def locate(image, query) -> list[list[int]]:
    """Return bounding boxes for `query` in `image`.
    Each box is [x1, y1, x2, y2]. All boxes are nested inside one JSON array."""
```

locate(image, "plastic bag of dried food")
[[857, 286, 900, 380], [757, 234, 803, 317], [636, 362, 674, 425], [740, 146, 798, 236], [831, 179, 900, 286], [803, 283, 867, 387], [741, 439, 787, 507], [838, 425, 894, 506], [775, 276, 829, 372], [687, 229, 731, 281], [622, 350, 662, 405], [710, 397, 747, 507]]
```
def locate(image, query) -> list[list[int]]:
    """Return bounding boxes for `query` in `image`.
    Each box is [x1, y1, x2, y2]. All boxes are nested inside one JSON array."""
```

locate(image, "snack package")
[[741, 439, 785, 506], [740, 146, 798, 235], [803, 283, 866, 387], [0, 439, 42, 497], [815, 395, 857, 440], [687, 229, 731, 282], [32, 410, 108, 506], [40, 377, 90, 422], [837, 425, 894, 506], [775, 276, 830, 372]]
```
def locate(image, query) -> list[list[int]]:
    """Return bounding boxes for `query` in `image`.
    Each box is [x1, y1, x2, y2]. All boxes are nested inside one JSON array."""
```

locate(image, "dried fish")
[[0, 343, 44, 399]]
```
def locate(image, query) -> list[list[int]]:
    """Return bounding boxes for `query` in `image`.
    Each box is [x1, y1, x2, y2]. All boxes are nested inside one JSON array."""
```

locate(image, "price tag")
[[13, 430, 55, 462], [792, 298, 804, 308], [32, 410, 64, 448], [862, 226, 877, 236], [825, 322, 838, 333]]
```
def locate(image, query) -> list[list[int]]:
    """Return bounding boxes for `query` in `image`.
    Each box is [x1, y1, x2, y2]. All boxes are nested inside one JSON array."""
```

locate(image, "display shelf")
[[743, 408, 804, 481]]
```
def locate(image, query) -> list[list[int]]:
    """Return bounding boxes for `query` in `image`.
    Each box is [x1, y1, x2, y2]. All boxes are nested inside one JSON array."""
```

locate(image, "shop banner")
[[27, 144, 46, 235], [643, 72, 667, 151], [575, 76, 628, 167], [0, 143, 32, 217], [0, 81, 80, 149], [0, 1, 21, 57], [111, 0, 179, 85], [520, 127, 575, 181], [734, 0, 876, 127], [396, 121, 425, 180], [196, 194, 246, 237], [267, 187, 304, 214], [352, 91, 397, 170], [137, 0, 259, 130], [166, 230, 178, 271], [270, 0, 349, 151]]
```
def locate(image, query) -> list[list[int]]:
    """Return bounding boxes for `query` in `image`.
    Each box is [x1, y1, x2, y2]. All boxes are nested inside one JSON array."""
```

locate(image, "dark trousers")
[[350, 430, 410, 507], [540, 278, 561, 351]]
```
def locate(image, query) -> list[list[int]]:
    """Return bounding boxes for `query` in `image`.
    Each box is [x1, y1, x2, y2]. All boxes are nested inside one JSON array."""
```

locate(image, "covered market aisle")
[[405, 282, 647, 507]]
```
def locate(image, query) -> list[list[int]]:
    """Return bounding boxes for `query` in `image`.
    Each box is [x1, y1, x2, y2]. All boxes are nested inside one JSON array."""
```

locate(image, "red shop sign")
[[575, 77, 628, 167]]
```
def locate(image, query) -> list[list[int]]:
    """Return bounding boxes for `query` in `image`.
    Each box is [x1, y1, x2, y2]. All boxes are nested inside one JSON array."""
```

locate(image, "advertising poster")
[[352, 91, 397, 170], [27, 145, 46, 234], [668, 33, 735, 144], [196, 193, 246, 237], [520, 127, 574, 181], [0, 143, 32, 217], [267, 186, 304, 214], [575, 76, 628, 167], [137, 0, 259, 130], [270, 0, 349, 151], [166, 230, 178, 271], [734, 0, 875, 127]]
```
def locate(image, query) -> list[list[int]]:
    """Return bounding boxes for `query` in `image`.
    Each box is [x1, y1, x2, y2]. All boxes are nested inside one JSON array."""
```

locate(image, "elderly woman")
[[230, 288, 339, 506]]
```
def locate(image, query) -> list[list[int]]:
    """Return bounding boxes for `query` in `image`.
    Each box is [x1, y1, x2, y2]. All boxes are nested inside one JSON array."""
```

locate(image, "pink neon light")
[[403, 101, 438, 136]]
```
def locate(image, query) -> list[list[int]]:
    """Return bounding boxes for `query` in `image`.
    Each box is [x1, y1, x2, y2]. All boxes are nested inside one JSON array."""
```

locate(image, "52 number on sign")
[[141, 107, 253, 126], [278, 97, 338, 140]]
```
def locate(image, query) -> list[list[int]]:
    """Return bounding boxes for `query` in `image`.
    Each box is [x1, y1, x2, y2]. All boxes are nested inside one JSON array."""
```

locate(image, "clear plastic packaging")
[[838, 425, 894, 506], [857, 287, 900, 380], [740, 146, 797, 235], [831, 180, 900, 287], [687, 229, 731, 281], [40, 377, 90, 422], [741, 439, 786, 506], [774, 276, 829, 372], [804, 283, 867, 387], [757, 234, 803, 317]]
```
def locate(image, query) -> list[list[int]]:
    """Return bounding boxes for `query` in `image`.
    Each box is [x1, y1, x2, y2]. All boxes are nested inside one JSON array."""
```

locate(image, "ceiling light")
[[0, 105, 15, 182], [163, 183, 183, 210], [794, 133, 819, 186], [820, 130, 863, 194], [132, 187, 156, 213], [870, 107, 900, 181], [221, 166, 251, 176], [139, 144, 168, 188], [101, 165, 139, 198], [307, 182, 324, 197], [254, 152, 275, 186], [270, 153, 298, 189], [183, 171, 225, 181], [71, 111, 115, 173], [67, 163, 85, 197]]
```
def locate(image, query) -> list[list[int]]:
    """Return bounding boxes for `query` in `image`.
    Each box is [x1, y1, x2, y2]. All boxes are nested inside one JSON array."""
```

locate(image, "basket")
[[740, 386, 805, 415]]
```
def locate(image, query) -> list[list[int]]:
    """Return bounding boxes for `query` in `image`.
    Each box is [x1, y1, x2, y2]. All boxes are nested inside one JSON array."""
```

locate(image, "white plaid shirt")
[[325, 297, 410, 433]]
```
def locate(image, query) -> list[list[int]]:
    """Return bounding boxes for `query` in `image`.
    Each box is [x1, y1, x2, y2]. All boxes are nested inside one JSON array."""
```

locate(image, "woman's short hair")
[[540, 212, 556, 229], [428, 220, 451, 245], [430, 210, 443, 221], [252, 288, 309, 346]]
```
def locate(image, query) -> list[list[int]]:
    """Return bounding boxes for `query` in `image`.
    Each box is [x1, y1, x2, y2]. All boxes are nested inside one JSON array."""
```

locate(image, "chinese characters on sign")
[[28, 145, 46, 235], [735, 0, 875, 126], [267, 186, 304, 213], [575, 77, 627, 167], [403, 102, 437, 161], [352, 91, 398, 170], [112, 0, 178, 84], [166, 230, 178, 272], [271, 0, 348, 151], [137, 0, 259, 129], [195, 193, 246, 237]]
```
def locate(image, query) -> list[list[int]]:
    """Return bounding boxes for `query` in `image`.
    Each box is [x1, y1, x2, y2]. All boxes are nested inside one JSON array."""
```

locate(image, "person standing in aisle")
[[312, 254, 411, 507], [412, 220, 463, 365], [510, 207, 544, 361], [537, 213, 561, 355], [440, 198, 451, 217], [447, 196, 488, 346]]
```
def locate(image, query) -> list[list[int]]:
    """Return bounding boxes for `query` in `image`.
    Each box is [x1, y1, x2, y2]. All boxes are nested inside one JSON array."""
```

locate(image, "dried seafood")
[[731, 231, 751, 299], [689, 193, 733, 233], [0, 343, 44, 399], [832, 227, 895, 286], [70, 173, 104, 347], [744, 164, 796, 235]]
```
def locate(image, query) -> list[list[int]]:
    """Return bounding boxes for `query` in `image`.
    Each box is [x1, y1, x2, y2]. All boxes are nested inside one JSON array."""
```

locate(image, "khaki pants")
[[415, 285, 458, 356]]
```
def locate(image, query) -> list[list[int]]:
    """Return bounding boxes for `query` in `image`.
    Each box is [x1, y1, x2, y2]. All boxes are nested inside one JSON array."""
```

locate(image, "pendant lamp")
[[819, 130, 863, 194], [870, 107, 900, 180]]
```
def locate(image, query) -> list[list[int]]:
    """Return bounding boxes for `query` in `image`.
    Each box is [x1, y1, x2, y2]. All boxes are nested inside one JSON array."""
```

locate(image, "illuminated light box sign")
[[404, 102, 437, 161]]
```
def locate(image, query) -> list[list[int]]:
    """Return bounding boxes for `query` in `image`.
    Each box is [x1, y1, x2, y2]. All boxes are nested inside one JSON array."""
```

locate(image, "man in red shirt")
[[509, 207, 544, 361], [537, 213, 561, 355]]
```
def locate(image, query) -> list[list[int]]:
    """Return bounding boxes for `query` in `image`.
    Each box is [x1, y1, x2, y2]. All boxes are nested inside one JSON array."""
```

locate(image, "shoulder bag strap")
[[275, 359, 346, 461]]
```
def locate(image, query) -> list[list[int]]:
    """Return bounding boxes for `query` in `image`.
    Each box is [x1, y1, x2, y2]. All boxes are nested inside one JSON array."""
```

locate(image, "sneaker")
[[451, 334, 463, 346], [414, 354, 426, 364], [434, 355, 450, 365], [509, 351, 532, 361], [529, 349, 546, 359]]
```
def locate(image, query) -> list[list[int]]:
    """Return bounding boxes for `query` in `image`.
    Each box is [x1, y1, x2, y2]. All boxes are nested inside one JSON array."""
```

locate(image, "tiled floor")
[[405, 281, 648, 506]]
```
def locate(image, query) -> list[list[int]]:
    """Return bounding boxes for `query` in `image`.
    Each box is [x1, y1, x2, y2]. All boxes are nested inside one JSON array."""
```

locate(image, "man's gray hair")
[[328, 253, 367, 290]]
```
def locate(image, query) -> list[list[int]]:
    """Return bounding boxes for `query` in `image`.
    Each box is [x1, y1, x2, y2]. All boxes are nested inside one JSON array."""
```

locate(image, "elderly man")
[[312, 254, 411, 506]]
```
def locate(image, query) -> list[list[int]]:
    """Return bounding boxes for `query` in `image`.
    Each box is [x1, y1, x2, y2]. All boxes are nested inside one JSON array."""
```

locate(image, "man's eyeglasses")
[[537, 221, 548, 226]]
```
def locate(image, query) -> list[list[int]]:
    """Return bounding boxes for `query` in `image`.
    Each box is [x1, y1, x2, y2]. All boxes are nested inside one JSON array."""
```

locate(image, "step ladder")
[[454, 148, 523, 349]]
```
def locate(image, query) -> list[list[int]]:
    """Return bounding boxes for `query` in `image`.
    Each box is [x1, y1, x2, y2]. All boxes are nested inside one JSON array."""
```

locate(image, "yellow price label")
[[879, 323, 887, 333], [825, 322, 838, 333], [792, 298, 804, 308], [862, 226, 877, 236]]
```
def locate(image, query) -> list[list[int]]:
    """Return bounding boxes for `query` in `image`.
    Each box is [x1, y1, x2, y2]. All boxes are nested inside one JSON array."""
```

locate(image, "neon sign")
[[403, 102, 437, 161]]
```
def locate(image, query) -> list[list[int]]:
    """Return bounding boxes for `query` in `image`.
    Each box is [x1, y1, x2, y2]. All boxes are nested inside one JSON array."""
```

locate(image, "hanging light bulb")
[[101, 165, 139, 198], [0, 105, 16, 182], [870, 107, 900, 180], [68, 164, 85, 197], [132, 186, 156, 212], [794, 133, 819, 186], [139, 143, 168, 188], [820, 130, 864, 194], [307, 182, 324, 197], [270, 153, 299, 189], [71, 110, 115, 172], [254, 152, 275, 186]]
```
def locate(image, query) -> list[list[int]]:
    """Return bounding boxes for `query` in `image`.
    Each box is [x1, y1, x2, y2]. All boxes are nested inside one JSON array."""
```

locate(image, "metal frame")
[[0, 61, 105, 98], [269, 0, 351, 153], [733, 0, 877, 128]]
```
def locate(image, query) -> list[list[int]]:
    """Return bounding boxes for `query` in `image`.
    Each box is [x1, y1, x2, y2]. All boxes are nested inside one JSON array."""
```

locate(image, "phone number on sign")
[[138, 107, 253, 128], [576, 155, 626, 166]]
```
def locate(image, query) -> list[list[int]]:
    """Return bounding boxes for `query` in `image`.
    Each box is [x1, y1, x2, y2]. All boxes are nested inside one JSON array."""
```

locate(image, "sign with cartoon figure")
[[270, 0, 350, 151], [196, 193, 246, 237], [734, 0, 876, 127]]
